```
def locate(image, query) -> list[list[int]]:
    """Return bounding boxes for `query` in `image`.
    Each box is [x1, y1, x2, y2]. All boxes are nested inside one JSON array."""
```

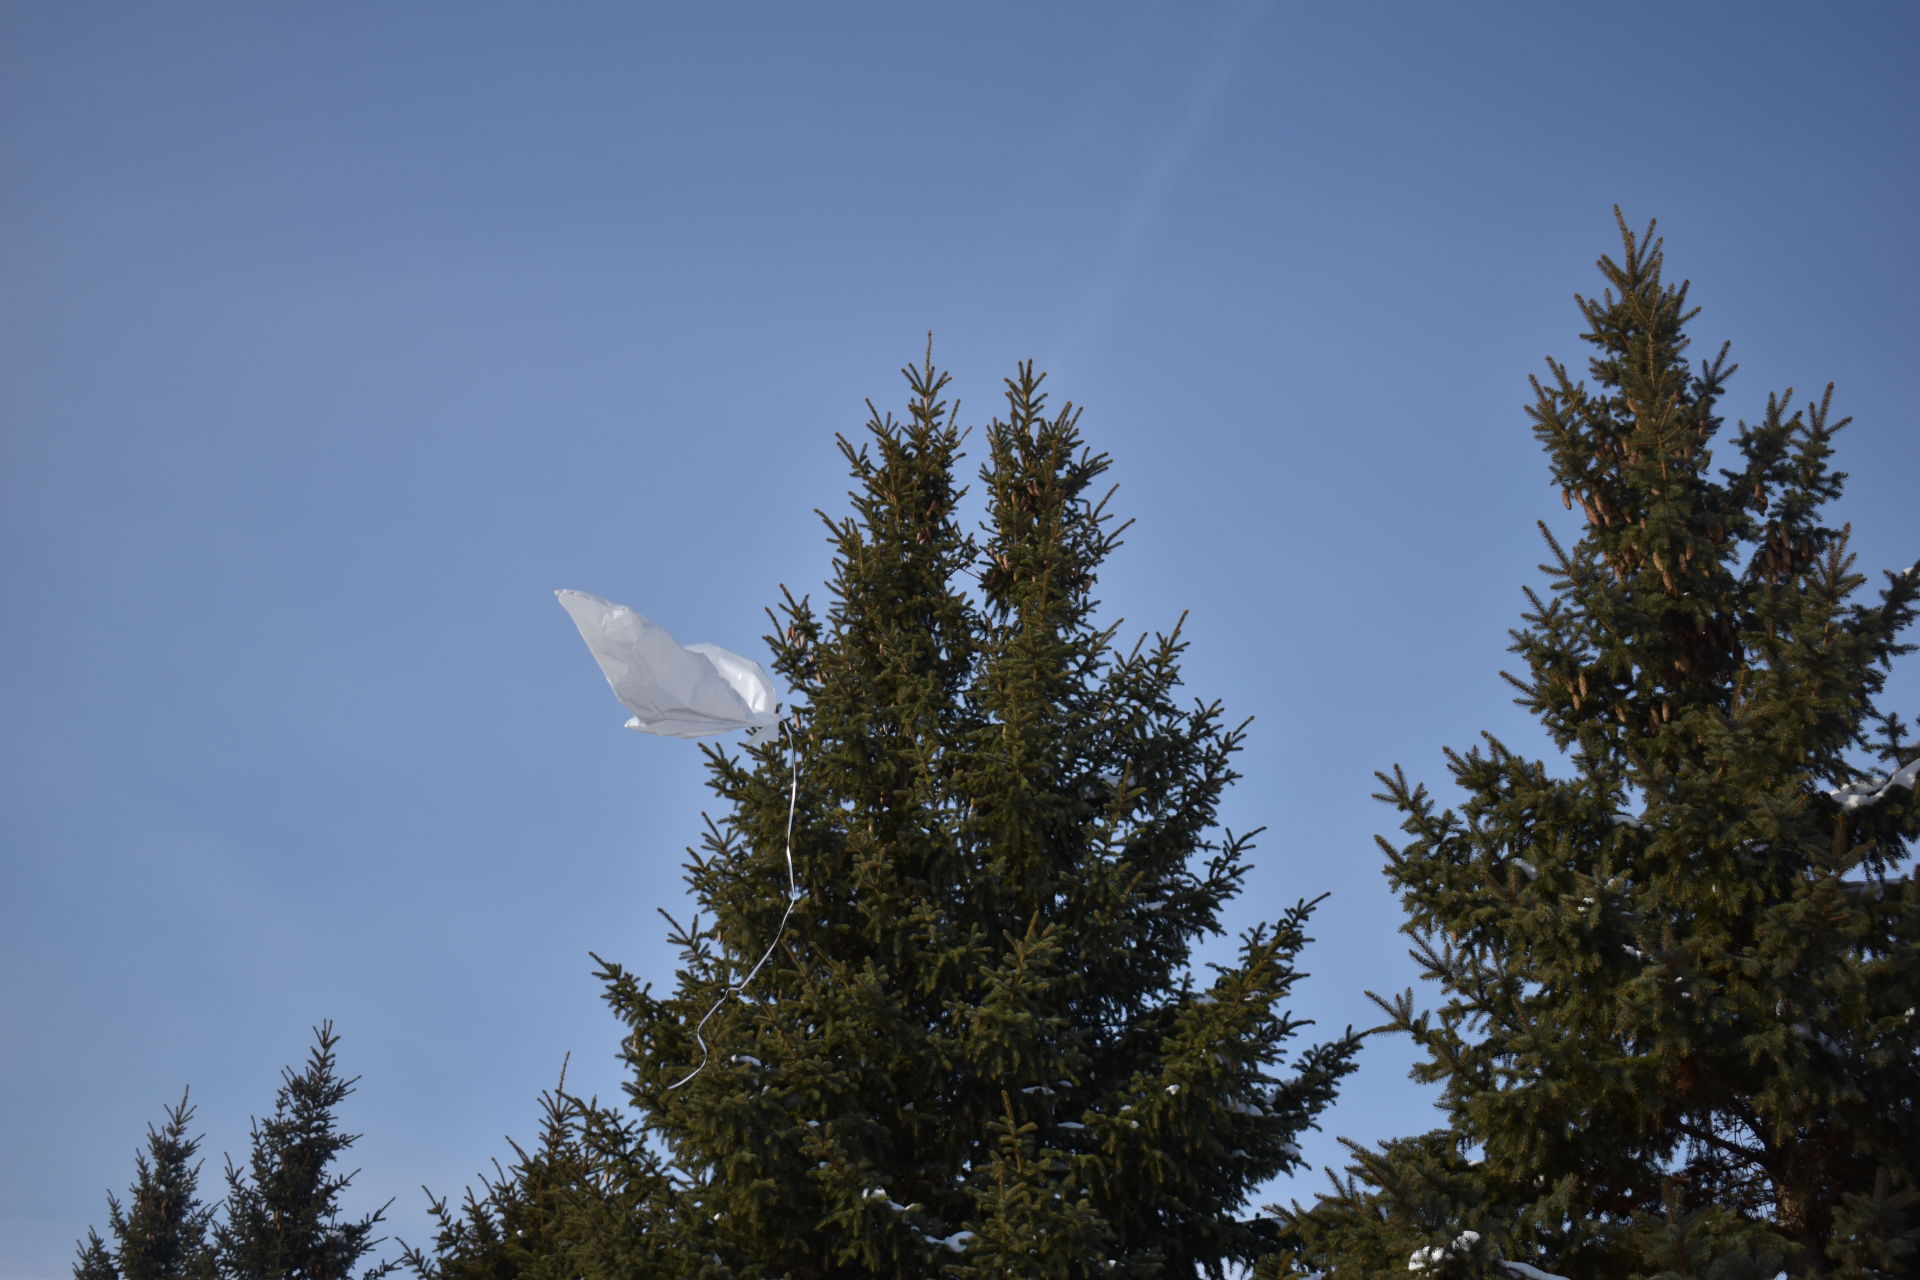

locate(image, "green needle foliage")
[[75, 1231, 119, 1280], [1281, 213, 1919, 1278], [616, 352, 1357, 1277], [419, 350, 1359, 1278], [216, 1023, 395, 1280], [76, 1093, 217, 1280], [78, 1030, 396, 1280], [401, 1065, 680, 1280]]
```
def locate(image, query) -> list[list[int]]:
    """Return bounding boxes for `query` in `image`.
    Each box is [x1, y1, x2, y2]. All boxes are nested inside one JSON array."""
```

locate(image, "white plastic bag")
[[555, 590, 782, 739]]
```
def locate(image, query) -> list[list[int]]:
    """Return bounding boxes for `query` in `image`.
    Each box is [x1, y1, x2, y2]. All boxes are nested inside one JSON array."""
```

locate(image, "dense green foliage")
[[78, 1029, 392, 1280], [413, 351, 1359, 1278], [1282, 214, 1920, 1278]]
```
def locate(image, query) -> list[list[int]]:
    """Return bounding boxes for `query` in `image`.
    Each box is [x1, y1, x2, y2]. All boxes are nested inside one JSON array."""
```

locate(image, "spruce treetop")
[[90, 1092, 217, 1280], [569, 348, 1358, 1278], [216, 1022, 395, 1280], [1284, 212, 1918, 1278]]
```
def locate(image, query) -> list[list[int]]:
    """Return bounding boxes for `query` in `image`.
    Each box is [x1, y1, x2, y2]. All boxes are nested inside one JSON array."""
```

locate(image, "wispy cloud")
[[1056, 0, 1271, 363]]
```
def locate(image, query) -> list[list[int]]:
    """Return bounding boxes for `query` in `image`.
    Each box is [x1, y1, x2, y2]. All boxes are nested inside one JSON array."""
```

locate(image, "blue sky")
[[4, 3, 1917, 1275]]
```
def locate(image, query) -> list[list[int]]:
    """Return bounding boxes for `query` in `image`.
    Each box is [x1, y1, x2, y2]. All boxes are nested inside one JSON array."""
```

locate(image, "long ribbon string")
[[668, 718, 801, 1090]]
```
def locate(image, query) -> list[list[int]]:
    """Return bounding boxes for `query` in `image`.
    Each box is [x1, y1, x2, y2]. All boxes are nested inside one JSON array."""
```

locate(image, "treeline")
[[79, 213, 1919, 1279]]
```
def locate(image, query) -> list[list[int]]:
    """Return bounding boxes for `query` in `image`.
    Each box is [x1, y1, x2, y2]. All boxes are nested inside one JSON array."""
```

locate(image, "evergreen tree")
[[75, 1229, 118, 1280], [400, 1065, 680, 1280], [1282, 212, 1919, 1277], [523, 350, 1361, 1277], [215, 1022, 396, 1280], [78, 1092, 217, 1280]]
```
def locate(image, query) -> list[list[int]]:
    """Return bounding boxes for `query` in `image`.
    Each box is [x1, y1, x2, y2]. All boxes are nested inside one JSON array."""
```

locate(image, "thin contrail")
[[1056, 0, 1271, 365]]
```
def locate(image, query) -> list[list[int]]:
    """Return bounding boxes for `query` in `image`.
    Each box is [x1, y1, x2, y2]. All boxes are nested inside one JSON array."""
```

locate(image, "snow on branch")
[[1406, 1230, 1570, 1280], [921, 1229, 977, 1252], [1408, 1230, 1478, 1270], [1826, 756, 1920, 812]]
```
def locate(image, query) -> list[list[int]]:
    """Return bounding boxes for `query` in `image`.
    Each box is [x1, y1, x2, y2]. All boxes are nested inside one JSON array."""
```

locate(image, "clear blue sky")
[[4, 4, 1916, 1275]]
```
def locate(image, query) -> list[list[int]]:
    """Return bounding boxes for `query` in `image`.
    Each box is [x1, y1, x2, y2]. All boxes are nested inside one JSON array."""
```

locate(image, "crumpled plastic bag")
[[556, 589, 782, 739]]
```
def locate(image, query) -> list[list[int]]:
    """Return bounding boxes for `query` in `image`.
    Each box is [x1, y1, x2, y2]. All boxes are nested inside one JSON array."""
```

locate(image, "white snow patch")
[[1827, 756, 1920, 811], [1410, 1230, 1479, 1270], [923, 1230, 976, 1253], [864, 1187, 914, 1213], [1410, 1231, 1569, 1278]]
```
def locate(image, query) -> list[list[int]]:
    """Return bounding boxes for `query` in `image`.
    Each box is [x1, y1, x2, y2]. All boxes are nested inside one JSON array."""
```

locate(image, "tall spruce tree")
[[495, 351, 1361, 1278], [215, 1022, 396, 1280], [1281, 213, 1919, 1278], [78, 1092, 217, 1280]]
